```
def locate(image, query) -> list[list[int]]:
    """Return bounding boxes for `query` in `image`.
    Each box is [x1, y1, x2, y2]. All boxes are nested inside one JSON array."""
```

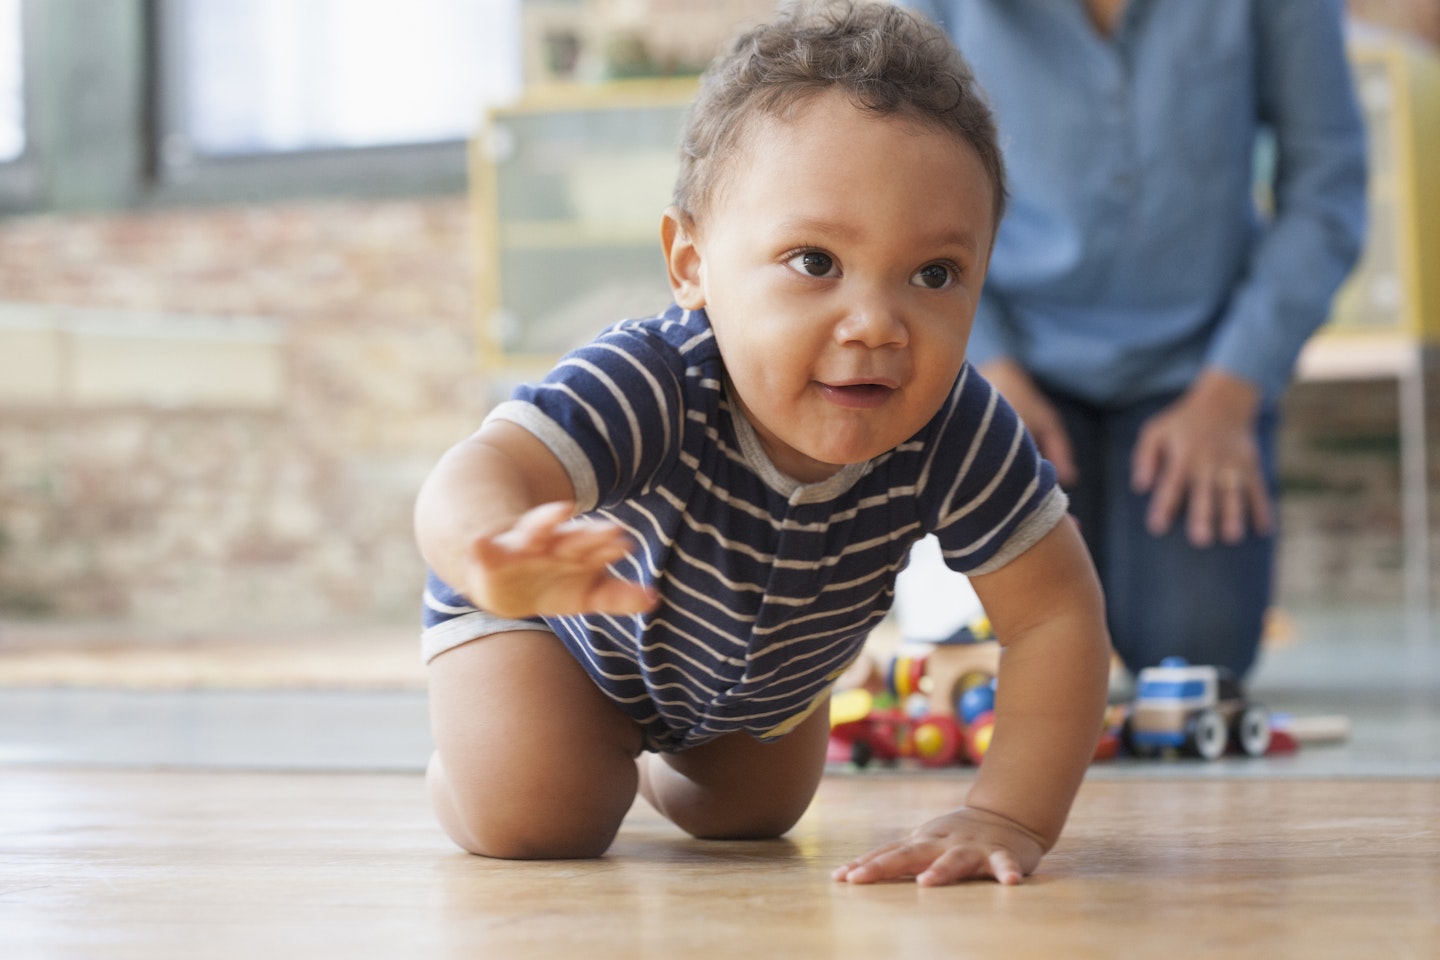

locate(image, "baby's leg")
[[426, 628, 645, 859], [639, 703, 830, 840]]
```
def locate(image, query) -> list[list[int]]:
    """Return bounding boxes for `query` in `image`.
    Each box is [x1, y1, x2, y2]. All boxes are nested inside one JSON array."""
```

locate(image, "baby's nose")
[[837, 293, 907, 348]]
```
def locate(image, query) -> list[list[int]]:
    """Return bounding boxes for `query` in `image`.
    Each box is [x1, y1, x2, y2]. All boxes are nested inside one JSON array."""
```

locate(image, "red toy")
[[831, 636, 1124, 769]]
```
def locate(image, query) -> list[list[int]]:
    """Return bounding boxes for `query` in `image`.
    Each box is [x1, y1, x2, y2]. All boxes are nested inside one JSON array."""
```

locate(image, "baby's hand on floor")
[[831, 806, 1046, 887], [468, 501, 656, 619]]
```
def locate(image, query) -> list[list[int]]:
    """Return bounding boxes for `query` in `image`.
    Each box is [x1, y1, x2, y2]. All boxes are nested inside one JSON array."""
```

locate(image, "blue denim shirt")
[[907, 0, 1367, 405]]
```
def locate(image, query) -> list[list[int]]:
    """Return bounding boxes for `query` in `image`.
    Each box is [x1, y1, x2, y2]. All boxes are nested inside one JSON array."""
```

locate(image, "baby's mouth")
[[821, 381, 896, 410]]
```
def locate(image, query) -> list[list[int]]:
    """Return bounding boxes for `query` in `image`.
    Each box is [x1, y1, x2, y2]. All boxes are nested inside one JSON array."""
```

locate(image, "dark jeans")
[[1045, 387, 1279, 681]]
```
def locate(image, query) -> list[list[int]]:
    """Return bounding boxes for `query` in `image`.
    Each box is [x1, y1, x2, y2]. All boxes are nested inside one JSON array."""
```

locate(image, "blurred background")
[[0, 0, 1436, 715]]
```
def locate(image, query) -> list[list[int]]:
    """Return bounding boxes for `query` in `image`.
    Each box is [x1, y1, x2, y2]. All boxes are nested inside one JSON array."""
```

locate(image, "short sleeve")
[[486, 326, 687, 512], [921, 365, 1067, 575]]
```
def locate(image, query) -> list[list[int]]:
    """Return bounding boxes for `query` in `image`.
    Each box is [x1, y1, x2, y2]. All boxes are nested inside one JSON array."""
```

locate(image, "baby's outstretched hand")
[[831, 806, 1047, 887], [468, 501, 656, 619]]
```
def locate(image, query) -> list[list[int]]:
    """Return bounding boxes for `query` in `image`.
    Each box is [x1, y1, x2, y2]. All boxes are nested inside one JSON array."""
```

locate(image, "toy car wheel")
[[1119, 714, 1155, 759], [1118, 714, 1138, 755], [1184, 707, 1227, 760], [850, 739, 874, 769], [1232, 704, 1272, 758]]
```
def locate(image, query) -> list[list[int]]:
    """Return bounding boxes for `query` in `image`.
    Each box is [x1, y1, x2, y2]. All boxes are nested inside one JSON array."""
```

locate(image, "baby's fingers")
[[917, 848, 1024, 887], [497, 501, 576, 551], [502, 505, 639, 567], [832, 842, 940, 885], [588, 576, 658, 615], [834, 844, 1024, 887], [550, 519, 639, 564]]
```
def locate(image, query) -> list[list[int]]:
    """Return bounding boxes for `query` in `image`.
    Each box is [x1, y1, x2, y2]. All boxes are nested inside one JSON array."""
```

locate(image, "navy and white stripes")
[[424, 304, 1064, 752]]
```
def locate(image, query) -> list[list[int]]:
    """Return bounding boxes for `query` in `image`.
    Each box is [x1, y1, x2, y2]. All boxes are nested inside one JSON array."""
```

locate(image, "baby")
[[415, 0, 1111, 886]]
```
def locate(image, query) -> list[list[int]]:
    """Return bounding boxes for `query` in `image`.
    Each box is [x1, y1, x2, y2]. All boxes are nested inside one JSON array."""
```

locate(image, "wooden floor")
[[3, 769, 1436, 959]]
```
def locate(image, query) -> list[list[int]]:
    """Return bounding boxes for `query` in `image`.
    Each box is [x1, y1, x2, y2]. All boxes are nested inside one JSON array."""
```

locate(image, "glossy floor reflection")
[[1, 603, 1435, 958], [2, 769, 1435, 959]]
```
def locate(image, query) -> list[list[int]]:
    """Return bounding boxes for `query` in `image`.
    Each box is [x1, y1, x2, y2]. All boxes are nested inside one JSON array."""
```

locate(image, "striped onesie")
[[423, 304, 1066, 752]]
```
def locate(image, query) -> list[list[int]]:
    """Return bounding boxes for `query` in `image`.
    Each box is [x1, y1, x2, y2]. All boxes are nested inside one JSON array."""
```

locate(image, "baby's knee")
[[427, 753, 626, 860], [686, 817, 794, 843], [668, 793, 811, 842], [452, 812, 616, 861]]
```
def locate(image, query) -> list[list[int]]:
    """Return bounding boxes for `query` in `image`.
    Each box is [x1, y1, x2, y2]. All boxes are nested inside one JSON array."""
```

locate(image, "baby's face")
[[672, 89, 995, 483]]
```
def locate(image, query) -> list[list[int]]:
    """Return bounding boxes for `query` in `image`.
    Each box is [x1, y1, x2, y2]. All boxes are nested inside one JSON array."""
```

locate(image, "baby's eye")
[[785, 250, 839, 278], [911, 262, 958, 290]]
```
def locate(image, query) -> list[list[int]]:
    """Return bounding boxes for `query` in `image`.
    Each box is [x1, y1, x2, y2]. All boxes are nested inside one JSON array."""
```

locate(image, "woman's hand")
[[1131, 369, 1273, 548]]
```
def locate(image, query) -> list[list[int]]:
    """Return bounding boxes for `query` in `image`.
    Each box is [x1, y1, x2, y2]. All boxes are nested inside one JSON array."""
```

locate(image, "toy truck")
[[1121, 657, 1271, 760]]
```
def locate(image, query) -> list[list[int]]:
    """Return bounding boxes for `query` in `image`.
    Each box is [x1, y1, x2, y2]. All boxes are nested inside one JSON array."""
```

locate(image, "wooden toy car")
[[1121, 657, 1272, 760]]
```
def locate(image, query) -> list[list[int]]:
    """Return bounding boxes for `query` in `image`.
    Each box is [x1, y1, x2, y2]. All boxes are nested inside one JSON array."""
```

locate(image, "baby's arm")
[[832, 518, 1110, 885], [414, 419, 656, 619]]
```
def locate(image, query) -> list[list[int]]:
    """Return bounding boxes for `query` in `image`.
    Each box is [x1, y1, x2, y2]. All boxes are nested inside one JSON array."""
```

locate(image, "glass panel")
[[0, 0, 22, 162], [173, 0, 520, 157], [496, 244, 673, 356], [482, 94, 693, 358], [492, 105, 687, 225]]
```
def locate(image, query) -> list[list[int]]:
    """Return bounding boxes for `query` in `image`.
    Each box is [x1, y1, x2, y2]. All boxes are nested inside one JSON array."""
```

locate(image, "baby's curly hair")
[[674, 0, 1006, 233]]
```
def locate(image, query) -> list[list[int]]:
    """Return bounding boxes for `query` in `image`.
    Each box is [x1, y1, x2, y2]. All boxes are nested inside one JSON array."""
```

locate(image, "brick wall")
[[1278, 373, 1438, 605], [0, 197, 1434, 633], [0, 200, 485, 629]]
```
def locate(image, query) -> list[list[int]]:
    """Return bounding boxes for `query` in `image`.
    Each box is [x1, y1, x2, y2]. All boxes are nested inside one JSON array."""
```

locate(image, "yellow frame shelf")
[[1323, 38, 1440, 342], [470, 80, 699, 374]]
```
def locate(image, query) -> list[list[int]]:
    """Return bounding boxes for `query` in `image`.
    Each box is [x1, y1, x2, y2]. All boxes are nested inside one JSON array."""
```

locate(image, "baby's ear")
[[661, 207, 706, 309]]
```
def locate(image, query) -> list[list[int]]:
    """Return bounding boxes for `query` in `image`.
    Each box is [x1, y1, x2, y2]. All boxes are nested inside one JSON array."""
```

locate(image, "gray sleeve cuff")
[[482, 400, 600, 512], [964, 486, 1070, 577]]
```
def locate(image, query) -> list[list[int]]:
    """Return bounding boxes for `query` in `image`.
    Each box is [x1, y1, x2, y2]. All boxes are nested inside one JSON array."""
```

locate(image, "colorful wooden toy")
[[1121, 657, 1272, 760]]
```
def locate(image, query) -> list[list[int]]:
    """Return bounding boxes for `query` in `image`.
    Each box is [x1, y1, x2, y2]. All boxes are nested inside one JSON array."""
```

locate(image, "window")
[[155, 0, 522, 199], [0, 0, 23, 163], [0, 0, 37, 211]]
